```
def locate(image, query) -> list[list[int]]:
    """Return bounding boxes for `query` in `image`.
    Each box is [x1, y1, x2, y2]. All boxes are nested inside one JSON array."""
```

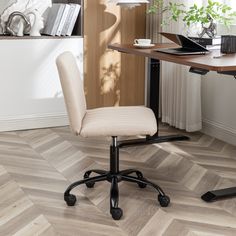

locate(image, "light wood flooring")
[[0, 124, 236, 236]]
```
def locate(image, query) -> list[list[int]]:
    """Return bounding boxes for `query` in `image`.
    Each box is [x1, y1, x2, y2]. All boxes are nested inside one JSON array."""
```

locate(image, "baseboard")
[[202, 118, 236, 146], [0, 113, 69, 132]]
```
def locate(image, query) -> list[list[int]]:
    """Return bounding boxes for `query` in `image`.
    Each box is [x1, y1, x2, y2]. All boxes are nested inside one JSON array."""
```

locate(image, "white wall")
[[201, 25, 236, 146], [0, 38, 83, 132], [201, 72, 236, 145]]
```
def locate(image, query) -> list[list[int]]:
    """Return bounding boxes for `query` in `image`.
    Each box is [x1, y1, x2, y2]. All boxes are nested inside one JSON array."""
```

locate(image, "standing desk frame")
[[108, 43, 236, 202]]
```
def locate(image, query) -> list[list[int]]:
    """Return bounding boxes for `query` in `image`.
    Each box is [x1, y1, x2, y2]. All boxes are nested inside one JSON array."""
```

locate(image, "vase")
[[183, 23, 202, 37]]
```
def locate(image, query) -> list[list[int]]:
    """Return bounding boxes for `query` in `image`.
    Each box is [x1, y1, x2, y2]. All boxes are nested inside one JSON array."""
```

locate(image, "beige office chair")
[[56, 51, 170, 220]]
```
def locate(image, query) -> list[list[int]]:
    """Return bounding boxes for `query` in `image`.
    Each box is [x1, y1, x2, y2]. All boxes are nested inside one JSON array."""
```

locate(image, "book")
[[43, 4, 62, 35], [189, 36, 221, 46], [205, 44, 221, 50], [50, 4, 66, 36], [43, 3, 68, 36], [65, 4, 81, 36], [61, 4, 77, 36], [55, 4, 71, 36]]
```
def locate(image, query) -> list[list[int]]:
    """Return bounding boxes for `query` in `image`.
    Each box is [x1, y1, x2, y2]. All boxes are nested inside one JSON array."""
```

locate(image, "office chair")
[[56, 52, 170, 220]]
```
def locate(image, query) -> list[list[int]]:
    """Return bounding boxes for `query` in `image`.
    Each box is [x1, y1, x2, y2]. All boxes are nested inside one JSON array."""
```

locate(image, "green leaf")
[[147, 0, 236, 27]]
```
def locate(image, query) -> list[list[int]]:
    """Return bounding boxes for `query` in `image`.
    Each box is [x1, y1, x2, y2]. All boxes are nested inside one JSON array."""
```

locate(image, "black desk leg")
[[149, 58, 160, 126], [119, 58, 189, 148], [201, 187, 236, 202]]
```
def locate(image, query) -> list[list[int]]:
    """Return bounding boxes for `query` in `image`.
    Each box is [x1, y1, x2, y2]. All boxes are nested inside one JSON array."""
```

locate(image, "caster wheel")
[[111, 207, 123, 220], [138, 178, 147, 188], [158, 194, 170, 207], [64, 194, 76, 206], [85, 181, 95, 188], [84, 174, 95, 188]]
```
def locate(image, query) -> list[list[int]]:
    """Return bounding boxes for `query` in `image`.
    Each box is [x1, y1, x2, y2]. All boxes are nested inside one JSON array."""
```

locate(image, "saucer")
[[133, 43, 155, 49]]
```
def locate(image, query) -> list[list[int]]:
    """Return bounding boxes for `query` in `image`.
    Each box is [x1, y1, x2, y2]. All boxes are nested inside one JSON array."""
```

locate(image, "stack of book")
[[189, 36, 221, 50], [43, 3, 81, 36]]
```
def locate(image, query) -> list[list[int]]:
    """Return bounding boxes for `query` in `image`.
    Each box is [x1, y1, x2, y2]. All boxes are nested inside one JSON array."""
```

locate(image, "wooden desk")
[[109, 43, 236, 203], [109, 43, 236, 72]]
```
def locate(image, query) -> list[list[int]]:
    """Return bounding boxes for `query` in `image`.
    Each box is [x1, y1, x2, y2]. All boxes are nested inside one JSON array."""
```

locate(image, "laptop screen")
[[160, 32, 208, 52]]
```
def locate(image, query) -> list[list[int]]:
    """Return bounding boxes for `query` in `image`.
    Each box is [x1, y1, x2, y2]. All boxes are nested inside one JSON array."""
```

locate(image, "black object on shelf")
[[189, 36, 221, 47], [221, 35, 236, 54]]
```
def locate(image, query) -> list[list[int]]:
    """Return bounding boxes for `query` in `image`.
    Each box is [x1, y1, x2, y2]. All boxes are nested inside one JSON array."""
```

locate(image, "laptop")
[[155, 32, 209, 55]]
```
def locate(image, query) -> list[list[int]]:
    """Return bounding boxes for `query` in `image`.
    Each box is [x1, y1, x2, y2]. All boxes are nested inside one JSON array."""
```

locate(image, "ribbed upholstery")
[[56, 52, 157, 138], [80, 106, 157, 137], [56, 52, 87, 135]]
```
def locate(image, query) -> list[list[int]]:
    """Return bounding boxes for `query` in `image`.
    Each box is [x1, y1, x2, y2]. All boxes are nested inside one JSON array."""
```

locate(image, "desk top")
[[108, 43, 236, 72]]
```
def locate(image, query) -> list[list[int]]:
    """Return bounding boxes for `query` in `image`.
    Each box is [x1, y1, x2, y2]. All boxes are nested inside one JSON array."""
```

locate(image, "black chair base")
[[64, 168, 170, 220], [64, 137, 170, 220]]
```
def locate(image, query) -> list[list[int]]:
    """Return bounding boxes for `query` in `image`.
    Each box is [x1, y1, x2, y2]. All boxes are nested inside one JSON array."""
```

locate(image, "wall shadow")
[[84, 1, 146, 108]]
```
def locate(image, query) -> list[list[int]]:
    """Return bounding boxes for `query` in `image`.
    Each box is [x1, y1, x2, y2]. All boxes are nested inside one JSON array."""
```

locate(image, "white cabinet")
[[0, 37, 83, 131]]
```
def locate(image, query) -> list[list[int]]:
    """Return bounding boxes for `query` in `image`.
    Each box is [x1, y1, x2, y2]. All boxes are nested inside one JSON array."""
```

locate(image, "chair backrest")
[[56, 52, 87, 135]]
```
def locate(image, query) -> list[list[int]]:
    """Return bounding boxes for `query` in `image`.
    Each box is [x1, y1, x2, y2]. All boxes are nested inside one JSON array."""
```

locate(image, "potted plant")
[[148, 0, 236, 38]]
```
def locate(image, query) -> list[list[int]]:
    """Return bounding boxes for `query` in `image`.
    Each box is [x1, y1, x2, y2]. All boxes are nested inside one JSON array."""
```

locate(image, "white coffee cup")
[[134, 38, 151, 45]]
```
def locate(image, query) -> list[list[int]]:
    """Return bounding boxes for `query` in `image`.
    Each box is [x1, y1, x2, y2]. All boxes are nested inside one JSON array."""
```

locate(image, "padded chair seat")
[[80, 106, 157, 137]]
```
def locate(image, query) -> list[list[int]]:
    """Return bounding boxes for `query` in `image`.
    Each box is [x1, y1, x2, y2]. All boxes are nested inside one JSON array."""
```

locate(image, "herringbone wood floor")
[[0, 124, 236, 236]]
